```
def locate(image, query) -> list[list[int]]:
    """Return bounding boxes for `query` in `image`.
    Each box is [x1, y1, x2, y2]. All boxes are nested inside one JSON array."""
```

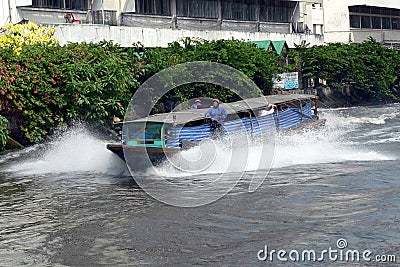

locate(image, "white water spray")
[[3, 109, 396, 177], [154, 110, 396, 177], [6, 125, 127, 176]]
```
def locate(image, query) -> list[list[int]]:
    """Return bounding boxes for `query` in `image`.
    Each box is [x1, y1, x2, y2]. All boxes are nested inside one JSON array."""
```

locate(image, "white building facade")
[[324, 0, 400, 48], [1, 0, 400, 49]]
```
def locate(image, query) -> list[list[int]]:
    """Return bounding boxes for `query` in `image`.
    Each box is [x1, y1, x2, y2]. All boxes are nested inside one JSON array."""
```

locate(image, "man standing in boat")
[[191, 99, 203, 109], [205, 99, 227, 138]]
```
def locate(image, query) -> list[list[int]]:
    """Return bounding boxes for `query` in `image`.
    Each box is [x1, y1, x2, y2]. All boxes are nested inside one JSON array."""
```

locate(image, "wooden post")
[[6, 136, 24, 149], [249, 111, 253, 136]]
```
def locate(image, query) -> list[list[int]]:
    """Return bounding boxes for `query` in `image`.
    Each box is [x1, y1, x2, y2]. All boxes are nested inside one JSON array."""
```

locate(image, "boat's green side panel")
[[126, 140, 164, 147]]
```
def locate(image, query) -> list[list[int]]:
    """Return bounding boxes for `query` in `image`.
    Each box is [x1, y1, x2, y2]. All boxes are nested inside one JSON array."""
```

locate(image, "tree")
[[291, 38, 400, 102], [130, 38, 281, 107], [0, 41, 139, 144]]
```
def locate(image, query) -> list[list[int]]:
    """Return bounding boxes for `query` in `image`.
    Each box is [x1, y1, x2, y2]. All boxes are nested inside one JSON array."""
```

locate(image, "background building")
[[2, 1, 400, 49], [1, 0, 324, 47], [324, 0, 400, 49]]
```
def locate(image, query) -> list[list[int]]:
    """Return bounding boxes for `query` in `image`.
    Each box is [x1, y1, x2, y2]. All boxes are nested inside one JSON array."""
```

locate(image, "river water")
[[0, 104, 399, 266]]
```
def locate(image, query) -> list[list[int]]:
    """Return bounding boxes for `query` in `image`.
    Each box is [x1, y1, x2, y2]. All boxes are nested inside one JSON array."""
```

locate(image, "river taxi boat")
[[107, 94, 326, 170]]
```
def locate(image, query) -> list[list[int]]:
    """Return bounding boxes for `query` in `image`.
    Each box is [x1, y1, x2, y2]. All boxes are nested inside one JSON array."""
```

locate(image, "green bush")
[[0, 115, 8, 150], [130, 38, 282, 103], [4, 34, 398, 146], [289, 38, 400, 102], [0, 41, 139, 143], [1, 38, 281, 145]]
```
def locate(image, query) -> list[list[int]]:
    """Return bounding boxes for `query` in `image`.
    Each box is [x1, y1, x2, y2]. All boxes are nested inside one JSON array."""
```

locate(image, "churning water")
[[0, 104, 399, 266]]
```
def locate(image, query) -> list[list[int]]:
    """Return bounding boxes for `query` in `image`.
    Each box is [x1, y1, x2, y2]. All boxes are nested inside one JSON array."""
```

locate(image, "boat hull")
[[107, 94, 326, 171], [106, 144, 180, 170], [107, 117, 326, 170]]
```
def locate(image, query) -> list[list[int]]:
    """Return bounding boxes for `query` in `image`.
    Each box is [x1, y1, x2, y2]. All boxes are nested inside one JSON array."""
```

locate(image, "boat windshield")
[[124, 122, 162, 141]]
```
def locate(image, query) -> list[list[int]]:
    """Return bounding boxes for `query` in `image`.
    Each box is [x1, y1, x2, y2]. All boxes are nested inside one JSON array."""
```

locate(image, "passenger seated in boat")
[[205, 99, 227, 138], [258, 103, 277, 116], [276, 104, 287, 111], [191, 99, 202, 109]]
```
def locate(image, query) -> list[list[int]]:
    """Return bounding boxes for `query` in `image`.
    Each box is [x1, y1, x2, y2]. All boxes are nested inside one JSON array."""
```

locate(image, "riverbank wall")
[[287, 87, 397, 108]]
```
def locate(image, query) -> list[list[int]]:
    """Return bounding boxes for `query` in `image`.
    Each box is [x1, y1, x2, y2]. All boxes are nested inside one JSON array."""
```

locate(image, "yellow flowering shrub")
[[0, 22, 58, 54]]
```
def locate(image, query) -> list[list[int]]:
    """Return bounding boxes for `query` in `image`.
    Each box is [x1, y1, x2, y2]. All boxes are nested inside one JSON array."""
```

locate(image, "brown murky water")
[[1, 104, 399, 266]]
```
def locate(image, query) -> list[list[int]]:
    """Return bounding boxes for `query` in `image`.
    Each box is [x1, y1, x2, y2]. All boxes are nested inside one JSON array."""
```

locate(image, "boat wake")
[[272, 127, 392, 168], [4, 125, 128, 176], [2, 108, 397, 177], [154, 110, 396, 177], [321, 104, 400, 126]]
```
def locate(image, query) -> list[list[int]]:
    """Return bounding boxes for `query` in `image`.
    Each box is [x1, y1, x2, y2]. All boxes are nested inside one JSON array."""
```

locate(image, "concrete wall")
[[1, 0, 28, 27], [51, 24, 324, 48], [323, 0, 351, 44], [0, 0, 11, 27], [352, 29, 400, 43]]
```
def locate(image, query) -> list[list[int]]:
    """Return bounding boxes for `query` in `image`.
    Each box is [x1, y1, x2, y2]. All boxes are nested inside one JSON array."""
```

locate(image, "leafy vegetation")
[[0, 41, 138, 144], [130, 38, 281, 105], [287, 38, 400, 101], [1, 23, 399, 148], [0, 28, 281, 146], [0, 22, 58, 55], [0, 115, 8, 150]]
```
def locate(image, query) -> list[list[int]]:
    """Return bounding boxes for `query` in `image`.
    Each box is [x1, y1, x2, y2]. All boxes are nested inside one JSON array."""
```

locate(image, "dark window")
[[382, 8, 391, 15], [382, 17, 391, 29], [177, 0, 218, 18], [259, 0, 296, 22], [360, 6, 370, 14], [361, 16, 371, 28], [392, 17, 400, 29], [391, 10, 400, 16], [350, 15, 360, 28], [371, 8, 381, 15], [92, 10, 117, 25], [349, 6, 400, 30], [33, 0, 62, 8], [135, 0, 170, 15], [371, 16, 381, 29], [348, 6, 359, 13], [32, 0, 89, 10], [65, 0, 87, 9], [222, 0, 257, 21]]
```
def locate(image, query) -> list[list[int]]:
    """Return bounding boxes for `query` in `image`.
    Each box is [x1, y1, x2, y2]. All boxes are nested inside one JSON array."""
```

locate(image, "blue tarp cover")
[[166, 102, 313, 147]]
